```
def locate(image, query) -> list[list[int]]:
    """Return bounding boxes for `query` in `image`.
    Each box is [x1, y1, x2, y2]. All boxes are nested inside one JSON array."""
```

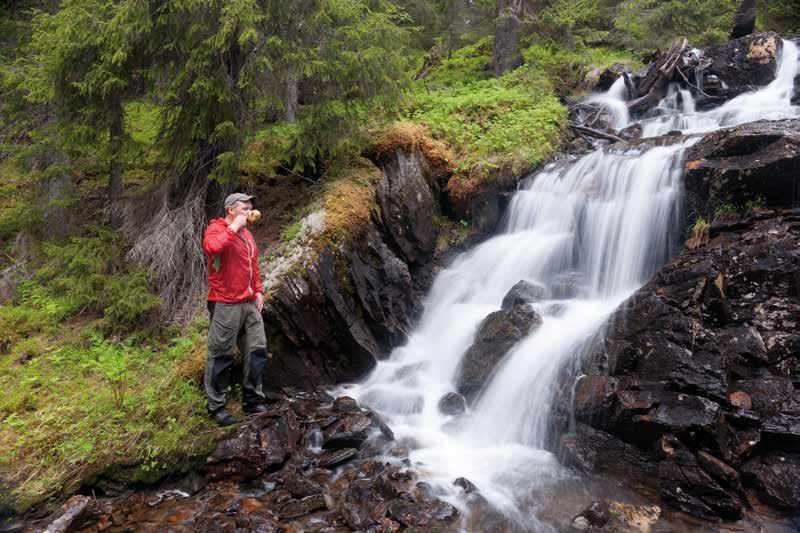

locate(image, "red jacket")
[[203, 218, 264, 303]]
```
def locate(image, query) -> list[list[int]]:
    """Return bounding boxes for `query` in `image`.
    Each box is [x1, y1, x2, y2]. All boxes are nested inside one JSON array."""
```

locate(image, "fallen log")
[[568, 123, 624, 143]]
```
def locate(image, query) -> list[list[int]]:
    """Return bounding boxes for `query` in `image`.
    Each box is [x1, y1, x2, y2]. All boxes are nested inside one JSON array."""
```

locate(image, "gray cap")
[[224, 193, 255, 208]]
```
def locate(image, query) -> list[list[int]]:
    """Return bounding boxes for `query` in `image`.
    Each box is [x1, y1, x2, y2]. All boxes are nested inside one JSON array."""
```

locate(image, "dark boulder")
[[456, 305, 542, 402], [500, 280, 546, 309], [558, 423, 657, 481], [438, 392, 467, 416], [453, 477, 478, 494], [618, 123, 642, 141], [202, 411, 294, 481], [741, 452, 800, 510], [657, 435, 744, 521], [701, 32, 783, 99], [592, 63, 632, 93], [684, 118, 800, 217], [322, 413, 374, 450], [735, 378, 800, 415]]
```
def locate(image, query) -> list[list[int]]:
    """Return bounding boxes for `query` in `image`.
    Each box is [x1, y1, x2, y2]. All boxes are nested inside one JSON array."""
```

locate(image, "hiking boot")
[[243, 402, 269, 415], [209, 408, 237, 426]]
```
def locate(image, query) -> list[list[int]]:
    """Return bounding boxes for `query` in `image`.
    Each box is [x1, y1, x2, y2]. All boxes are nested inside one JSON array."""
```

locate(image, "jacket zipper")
[[237, 232, 254, 298]]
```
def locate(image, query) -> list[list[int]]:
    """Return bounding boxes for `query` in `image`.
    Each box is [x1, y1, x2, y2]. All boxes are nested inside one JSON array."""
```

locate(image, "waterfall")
[[338, 40, 800, 529]]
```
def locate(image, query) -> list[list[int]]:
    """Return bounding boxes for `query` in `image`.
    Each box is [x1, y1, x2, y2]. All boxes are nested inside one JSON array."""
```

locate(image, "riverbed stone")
[[500, 280, 546, 309], [457, 304, 543, 402]]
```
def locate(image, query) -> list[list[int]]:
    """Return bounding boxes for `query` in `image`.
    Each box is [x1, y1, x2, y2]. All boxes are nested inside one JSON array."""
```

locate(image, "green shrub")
[[280, 220, 303, 243]]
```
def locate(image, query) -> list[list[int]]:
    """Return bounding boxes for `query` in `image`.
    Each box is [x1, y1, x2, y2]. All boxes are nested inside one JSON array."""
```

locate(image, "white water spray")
[[339, 40, 800, 529]]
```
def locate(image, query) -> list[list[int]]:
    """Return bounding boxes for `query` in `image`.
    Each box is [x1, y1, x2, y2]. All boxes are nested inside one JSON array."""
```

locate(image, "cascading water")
[[339, 40, 800, 529]]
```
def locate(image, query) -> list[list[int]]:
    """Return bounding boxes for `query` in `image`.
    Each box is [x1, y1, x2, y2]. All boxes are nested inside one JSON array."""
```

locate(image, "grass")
[[401, 38, 637, 182], [0, 227, 213, 513], [0, 313, 215, 513]]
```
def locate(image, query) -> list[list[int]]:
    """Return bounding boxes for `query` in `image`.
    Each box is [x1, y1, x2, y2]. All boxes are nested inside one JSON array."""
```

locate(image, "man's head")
[[223, 193, 255, 221]]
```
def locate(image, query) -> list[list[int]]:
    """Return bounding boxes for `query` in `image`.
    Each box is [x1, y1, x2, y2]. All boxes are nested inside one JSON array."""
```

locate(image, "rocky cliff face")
[[556, 120, 800, 522], [261, 143, 523, 389]]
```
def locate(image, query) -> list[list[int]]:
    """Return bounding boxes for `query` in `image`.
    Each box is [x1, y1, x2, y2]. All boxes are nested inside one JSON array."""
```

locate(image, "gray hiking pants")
[[205, 301, 267, 412]]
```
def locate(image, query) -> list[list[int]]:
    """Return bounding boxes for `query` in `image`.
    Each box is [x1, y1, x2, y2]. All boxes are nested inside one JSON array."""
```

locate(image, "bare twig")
[[568, 123, 624, 143]]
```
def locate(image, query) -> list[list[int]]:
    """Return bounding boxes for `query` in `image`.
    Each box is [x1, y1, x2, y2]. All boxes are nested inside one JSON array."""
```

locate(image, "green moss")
[[400, 40, 636, 178], [407, 70, 567, 177], [523, 43, 641, 95]]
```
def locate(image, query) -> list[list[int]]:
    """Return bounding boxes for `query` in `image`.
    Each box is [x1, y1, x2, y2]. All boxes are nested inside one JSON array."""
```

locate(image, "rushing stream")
[[339, 40, 800, 529]]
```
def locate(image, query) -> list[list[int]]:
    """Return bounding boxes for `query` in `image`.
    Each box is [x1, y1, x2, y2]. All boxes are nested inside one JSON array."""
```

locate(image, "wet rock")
[[386, 496, 458, 528], [651, 393, 723, 436], [282, 468, 323, 498], [277, 493, 327, 520], [684, 118, 800, 216], [573, 500, 610, 529], [728, 390, 753, 409], [372, 149, 438, 266], [659, 456, 743, 521], [501, 280, 546, 309], [735, 378, 800, 414], [315, 448, 359, 468], [323, 413, 373, 450], [337, 475, 397, 530], [701, 32, 783, 100], [264, 226, 415, 387], [453, 477, 478, 494], [203, 414, 291, 481], [741, 452, 800, 510], [761, 412, 800, 452], [332, 396, 360, 414], [618, 123, 643, 142], [438, 392, 467, 416], [457, 305, 542, 402], [573, 500, 661, 532], [558, 212, 800, 521], [594, 63, 632, 92], [605, 501, 661, 532], [559, 424, 657, 480]]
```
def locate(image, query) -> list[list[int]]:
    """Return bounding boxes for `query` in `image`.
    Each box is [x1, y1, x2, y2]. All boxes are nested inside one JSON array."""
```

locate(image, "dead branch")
[[568, 123, 624, 143], [627, 39, 688, 114]]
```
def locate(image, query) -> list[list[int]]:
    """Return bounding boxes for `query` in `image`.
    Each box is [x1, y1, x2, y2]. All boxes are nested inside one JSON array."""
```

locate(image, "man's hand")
[[255, 292, 264, 312], [229, 214, 248, 233]]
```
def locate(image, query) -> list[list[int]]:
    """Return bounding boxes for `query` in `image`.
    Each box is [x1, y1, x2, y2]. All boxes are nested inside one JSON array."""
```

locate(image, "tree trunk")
[[491, 0, 525, 76], [285, 64, 299, 123], [108, 99, 124, 229], [730, 0, 757, 39]]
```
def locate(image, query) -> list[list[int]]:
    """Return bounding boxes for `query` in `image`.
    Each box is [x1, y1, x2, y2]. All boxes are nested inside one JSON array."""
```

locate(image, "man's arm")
[[203, 224, 236, 255]]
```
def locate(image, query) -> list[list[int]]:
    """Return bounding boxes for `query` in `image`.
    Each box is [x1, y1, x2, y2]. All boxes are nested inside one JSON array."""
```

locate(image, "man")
[[202, 193, 268, 426]]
